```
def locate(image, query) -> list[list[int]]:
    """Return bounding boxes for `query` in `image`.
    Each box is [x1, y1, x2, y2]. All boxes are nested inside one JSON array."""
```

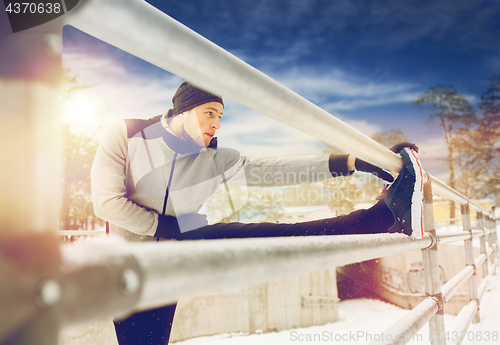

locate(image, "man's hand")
[[155, 213, 208, 239], [177, 213, 208, 233], [352, 142, 419, 182], [389, 142, 419, 153], [354, 158, 394, 182]]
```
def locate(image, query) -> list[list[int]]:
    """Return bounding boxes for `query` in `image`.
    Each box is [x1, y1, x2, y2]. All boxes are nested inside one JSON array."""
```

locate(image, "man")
[[91, 81, 423, 345]]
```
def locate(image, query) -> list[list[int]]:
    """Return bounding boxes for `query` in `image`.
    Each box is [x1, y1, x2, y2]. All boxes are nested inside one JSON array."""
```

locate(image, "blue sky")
[[62, 0, 500, 179]]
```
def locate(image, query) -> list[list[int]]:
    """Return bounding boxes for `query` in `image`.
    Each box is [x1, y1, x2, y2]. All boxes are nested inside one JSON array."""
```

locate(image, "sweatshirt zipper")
[[162, 152, 178, 216]]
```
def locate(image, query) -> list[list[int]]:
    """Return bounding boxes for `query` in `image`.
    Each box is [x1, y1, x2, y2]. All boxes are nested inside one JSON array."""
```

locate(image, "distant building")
[[277, 205, 335, 223]]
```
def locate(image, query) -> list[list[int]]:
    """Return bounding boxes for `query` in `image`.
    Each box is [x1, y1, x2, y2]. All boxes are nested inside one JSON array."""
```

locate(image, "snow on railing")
[[369, 183, 499, 345], [0, 0, 498, 344], [57, 230, 106, 237]]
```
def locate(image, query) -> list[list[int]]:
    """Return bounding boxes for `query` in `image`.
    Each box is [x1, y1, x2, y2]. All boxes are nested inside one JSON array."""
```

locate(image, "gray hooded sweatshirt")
[[91, 114, 332, 241]]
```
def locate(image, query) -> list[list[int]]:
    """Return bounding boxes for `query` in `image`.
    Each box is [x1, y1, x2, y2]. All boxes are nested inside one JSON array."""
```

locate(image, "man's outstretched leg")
[[176, 148, 424, 240], [116, 148, 423, 344], [331, 147, 424, 237]]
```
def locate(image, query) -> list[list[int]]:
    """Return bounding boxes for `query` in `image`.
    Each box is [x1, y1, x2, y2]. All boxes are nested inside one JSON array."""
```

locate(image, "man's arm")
[[220, 154, 341, 187], [221, 150, 402, 187], [91, 120, 159, 236]]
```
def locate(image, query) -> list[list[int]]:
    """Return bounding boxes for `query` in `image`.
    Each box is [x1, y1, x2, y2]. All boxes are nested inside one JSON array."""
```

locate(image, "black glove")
[[155, 213, 208, 239], [328, 154, 352, 177], [354, 159, 394, 182], [389, 142, 419, 153]]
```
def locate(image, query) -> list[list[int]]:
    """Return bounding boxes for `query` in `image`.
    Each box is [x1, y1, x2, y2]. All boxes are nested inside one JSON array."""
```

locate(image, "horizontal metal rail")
[[441, 266, 474, 303], [66, 0, 402, 172], [429, 177, 485, 212], [57, 230, 106, 236], [436, 229, 488, 245], [369, 297, 440, 345], [1, 1, 494, 344], [65, 0, 494, 217], [375, 213, 498, 345], [475, 253, 487, 268], [0, 232, 433, 341], [124, 233, 433, 310], [436, 231, 474, 245], [435, 218, 462, 224], [302, 296, 340, 300], [374, 247, 494, 345], [447, 301, 479, 345]]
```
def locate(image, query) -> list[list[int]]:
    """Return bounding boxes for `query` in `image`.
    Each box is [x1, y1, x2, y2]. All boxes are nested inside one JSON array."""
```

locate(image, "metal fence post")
[[486, 216, 497, 274], [492, 216, 500, 270], [477, 213, 490, 278], [421, 181, 446, 345], [461, 203, 480, 324], [0, 10, 63, 344]]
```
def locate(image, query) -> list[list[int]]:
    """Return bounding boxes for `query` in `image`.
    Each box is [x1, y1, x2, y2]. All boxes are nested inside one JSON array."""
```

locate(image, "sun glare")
[[63, 93, 97, 124]]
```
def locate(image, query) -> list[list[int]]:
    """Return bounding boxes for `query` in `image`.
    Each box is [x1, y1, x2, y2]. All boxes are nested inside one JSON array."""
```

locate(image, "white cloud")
[[463, 94, 480, 105], [64, 42, 394, 157], [217, 100, 383, 158], [64, 50, 181, 122], [322, 92, 422, 111], [217, 104, 326, 157], [279, 68, 417, 98], [63, 35, 427, 161], [269, 68, 421, 112]]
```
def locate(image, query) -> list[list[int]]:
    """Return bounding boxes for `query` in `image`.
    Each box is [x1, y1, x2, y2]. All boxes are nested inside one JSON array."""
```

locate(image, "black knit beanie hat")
[[167, 81, 224, 118]]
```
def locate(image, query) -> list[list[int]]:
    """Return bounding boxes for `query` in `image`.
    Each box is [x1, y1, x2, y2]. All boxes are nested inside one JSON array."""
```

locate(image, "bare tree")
[[479, 76, 500, 145], [412, 85, 477, 220], [476, 76, 500, 205], [371, 128, 410, 148], [59, 70, 105, 233]]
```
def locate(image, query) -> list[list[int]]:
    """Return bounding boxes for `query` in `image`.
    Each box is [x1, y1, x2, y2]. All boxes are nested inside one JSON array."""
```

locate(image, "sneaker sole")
[[403, 148, 424, 239]]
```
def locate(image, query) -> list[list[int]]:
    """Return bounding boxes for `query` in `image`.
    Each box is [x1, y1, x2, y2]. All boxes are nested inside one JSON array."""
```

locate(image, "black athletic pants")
[[114, 200, 395, 345]]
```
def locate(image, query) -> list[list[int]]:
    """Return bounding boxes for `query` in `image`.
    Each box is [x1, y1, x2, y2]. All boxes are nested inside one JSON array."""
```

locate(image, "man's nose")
[[212, 118, 220, 130]]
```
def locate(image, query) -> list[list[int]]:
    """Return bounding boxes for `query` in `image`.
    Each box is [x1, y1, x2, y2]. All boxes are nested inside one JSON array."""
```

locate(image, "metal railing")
[[0, 0, 498, 344], [369, 183, 498, 345], [57, 230, 106, 237]]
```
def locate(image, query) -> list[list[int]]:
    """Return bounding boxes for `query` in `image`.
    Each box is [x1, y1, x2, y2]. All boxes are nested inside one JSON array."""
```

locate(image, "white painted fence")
[[0, 1, 498, 344]]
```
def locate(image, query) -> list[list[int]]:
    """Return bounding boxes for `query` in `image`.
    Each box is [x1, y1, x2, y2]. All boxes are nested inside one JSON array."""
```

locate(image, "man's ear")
[[180, 109, 193, 117]]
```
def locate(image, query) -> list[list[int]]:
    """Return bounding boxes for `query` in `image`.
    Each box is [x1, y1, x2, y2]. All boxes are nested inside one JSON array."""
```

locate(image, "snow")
[[461, 271, 500, 345], [59, 269, 500, 345], [59, 318, 118, 345], [57, 226, 500, 345], [170, 299, 446, 345], [174, 268, 500, 345]]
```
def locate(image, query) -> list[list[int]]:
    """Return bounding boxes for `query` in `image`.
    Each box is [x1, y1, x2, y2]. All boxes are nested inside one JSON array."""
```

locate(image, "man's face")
[[185, 102, 224, 147]]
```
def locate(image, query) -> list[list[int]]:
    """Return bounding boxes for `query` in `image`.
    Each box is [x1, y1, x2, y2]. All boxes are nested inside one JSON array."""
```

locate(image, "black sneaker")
[[384, 148, 424, 238]]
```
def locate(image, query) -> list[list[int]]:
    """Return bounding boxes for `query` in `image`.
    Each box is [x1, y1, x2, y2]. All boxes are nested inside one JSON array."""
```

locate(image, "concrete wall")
[[169, 267, 338, 342], [377, 242, 485, 315]]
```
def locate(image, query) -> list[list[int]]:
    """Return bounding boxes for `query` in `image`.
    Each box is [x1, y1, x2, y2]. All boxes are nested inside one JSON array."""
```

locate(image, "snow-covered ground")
[[174, 298, 441, 345], [60, 267, 500, 345], [174, 274, 500, 345], [59, 223, 499, 344]]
